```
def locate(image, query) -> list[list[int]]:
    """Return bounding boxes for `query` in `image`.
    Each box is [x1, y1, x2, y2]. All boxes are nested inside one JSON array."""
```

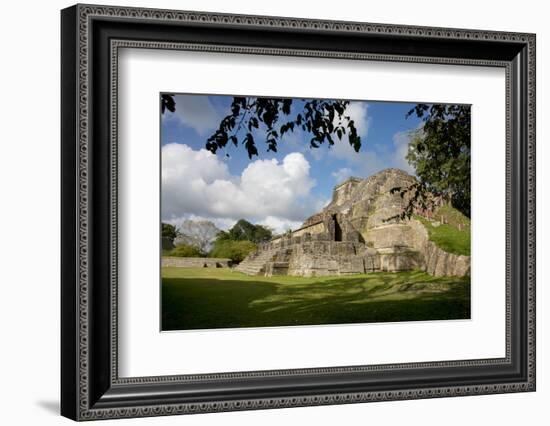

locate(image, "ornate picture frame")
[[61, 4, 536, 421]]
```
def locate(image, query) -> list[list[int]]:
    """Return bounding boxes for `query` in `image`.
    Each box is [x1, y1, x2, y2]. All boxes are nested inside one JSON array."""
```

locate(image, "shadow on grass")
[[162, 279, 278, 331], [162, 271, 470, 331]]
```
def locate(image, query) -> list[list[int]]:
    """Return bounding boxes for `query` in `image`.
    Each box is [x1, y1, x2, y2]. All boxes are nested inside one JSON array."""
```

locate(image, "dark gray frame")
[[61, 3, 536, 421]]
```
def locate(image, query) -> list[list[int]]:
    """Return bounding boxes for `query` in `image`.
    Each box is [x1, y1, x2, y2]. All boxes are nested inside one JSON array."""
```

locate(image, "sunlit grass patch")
[[161, 267, 470, 330], [416, 215, 470, 256]]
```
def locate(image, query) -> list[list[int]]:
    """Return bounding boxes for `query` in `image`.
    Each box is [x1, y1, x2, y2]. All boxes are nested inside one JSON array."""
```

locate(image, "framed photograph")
[[61, 4, 536, 421]]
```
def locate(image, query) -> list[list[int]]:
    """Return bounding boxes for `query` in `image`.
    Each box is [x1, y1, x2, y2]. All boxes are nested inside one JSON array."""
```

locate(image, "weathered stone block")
[[364, 224, 415, 248], [338, 256, 365, 274], [162, 257, 232, 268]]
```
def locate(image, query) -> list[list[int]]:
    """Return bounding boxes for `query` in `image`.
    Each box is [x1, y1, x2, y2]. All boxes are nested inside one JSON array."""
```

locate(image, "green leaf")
[[243, 133, 258, 159], [282, 99, 292, 115]]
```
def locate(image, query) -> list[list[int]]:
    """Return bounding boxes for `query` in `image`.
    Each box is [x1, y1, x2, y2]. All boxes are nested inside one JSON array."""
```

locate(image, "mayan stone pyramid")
[[236, 168, 470, 277]]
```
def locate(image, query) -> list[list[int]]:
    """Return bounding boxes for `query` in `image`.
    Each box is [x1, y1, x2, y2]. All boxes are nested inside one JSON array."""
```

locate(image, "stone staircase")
[[234, 248, 277, 276]]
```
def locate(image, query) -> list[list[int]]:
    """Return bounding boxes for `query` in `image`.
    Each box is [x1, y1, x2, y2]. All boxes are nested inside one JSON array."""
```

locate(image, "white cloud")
[[344, 101, 371, 138], [391, 130, 416, 174], [167, 214, 304, 236], [258, 216, 303, 234], [273, 101, 373, 164], [279, 128, 304, 151], [326, 101, 419, 178], [161, 144, 318, 230], [329, 101, 371, 161], [278, 127, 328, 162], [164, 214, 236, 232], [327, 101, 381, 176], [164, 95, 222, 135], [162, 142, 230, 183], [329, 139, 388, 178], [332, 167, 354, 183]]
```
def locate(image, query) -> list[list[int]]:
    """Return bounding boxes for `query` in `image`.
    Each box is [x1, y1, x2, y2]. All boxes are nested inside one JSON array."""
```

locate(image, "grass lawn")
[[161, 267, 470, 331]]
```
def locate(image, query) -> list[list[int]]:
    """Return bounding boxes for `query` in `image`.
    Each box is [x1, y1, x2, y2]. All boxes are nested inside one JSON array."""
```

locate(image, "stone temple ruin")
[[235, 168, 470, 278]]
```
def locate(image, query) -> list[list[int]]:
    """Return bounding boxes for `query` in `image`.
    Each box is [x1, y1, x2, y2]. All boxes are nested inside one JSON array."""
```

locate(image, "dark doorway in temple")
[[333, 214, 343, 241]]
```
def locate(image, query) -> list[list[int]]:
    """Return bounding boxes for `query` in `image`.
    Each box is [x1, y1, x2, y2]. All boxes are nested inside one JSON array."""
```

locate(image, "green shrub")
[[162, 222, 178, 240], [209, 240, 256, 263], [169, 244, 204, 257], [416, 216, 470, 256]]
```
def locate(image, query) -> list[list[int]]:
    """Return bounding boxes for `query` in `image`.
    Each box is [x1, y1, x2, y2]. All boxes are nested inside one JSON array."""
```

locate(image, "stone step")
[[234, 249, 277, 275]]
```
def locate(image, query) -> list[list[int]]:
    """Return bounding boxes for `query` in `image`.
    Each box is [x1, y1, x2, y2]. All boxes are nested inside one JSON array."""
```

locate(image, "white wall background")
[[0, 0, 546, 424]]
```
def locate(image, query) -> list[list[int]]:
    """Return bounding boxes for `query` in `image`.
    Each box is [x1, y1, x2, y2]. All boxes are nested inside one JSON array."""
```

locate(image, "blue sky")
[[161, 94, 423, 233]]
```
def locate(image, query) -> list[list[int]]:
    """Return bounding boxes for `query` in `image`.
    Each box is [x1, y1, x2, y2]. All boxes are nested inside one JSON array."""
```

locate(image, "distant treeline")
[[162, 219, 272, 263]]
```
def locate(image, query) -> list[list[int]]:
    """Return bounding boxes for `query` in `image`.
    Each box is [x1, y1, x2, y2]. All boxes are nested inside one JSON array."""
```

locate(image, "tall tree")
[[216, 219, 273, 244], [398, 104, 471, 218], [176, 220, 220, 253], [161, 223, 178, 245]]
